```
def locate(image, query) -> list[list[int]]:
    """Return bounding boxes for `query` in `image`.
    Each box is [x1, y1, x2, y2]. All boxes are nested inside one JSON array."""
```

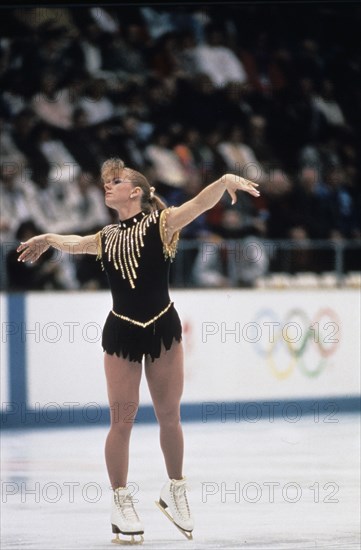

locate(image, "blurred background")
[[0, 4, 360, 291]]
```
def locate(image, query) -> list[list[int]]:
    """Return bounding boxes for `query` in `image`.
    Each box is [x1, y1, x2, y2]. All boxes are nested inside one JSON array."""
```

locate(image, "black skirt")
[[102, 303, 182, 363]]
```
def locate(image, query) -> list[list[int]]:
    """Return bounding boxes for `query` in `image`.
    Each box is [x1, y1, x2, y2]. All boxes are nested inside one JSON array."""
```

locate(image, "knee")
[[156, 407, 181, 429], [108, 402, 138, 435], [109, 418, 135, 438]]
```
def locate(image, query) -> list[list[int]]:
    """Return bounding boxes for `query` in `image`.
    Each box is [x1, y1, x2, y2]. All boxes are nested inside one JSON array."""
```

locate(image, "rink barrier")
[[1, 291, 360, 429], [8, 294, 27, 408]]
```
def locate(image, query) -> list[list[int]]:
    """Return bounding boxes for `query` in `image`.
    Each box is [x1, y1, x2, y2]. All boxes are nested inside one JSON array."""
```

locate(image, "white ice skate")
[[155, 477, 194, 540], [111, 487, 144, 545]]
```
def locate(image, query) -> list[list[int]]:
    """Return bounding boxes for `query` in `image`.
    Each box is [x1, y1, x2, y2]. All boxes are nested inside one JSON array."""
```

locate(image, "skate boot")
[[155, 477, 194, 540], [111, 486, 144, 545]]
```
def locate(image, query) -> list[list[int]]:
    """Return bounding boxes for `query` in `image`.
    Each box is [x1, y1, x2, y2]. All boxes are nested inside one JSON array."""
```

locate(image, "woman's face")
[[102, 168, 138, 209]]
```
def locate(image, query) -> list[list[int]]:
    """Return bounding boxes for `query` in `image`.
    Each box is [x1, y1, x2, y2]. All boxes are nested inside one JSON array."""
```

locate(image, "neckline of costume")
[[118, 211, 146, 228]]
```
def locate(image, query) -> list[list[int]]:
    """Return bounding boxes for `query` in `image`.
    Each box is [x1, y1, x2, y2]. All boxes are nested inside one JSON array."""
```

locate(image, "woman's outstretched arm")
[[164, 174, 260, 238], [17, 233, 99, 263]]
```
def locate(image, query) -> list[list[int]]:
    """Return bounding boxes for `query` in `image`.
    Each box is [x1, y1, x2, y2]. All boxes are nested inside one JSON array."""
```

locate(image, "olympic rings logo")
[[252, 308, 341, 379]]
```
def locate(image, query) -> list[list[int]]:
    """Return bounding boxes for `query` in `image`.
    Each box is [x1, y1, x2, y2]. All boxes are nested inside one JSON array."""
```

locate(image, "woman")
[[17, 158, 260, 544]]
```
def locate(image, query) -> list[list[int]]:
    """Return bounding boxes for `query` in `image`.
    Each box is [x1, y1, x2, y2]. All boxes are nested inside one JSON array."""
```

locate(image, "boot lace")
[[115, 491, 140, 523], [171, 480, 191, 519]]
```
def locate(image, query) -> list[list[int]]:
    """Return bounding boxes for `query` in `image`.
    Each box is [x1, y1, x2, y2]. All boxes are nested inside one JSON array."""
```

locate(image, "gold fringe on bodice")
[[100, 210, 159, 289], [97, 209, 180, 289]]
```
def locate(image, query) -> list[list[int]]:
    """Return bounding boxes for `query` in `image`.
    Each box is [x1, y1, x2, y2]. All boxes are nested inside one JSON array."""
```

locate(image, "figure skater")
[[17, 158, 260, 544]]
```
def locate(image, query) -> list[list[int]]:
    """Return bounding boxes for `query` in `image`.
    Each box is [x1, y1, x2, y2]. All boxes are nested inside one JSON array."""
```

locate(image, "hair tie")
[[149, 186, 155, 200]]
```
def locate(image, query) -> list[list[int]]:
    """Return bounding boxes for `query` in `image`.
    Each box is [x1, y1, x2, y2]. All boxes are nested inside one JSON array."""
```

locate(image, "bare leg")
[[104, 352, 142, 489], [145, 341, 184, 479]]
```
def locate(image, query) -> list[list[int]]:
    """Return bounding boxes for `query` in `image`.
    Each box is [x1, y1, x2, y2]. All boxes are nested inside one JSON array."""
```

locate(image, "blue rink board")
[[2, 294, 360, 429]]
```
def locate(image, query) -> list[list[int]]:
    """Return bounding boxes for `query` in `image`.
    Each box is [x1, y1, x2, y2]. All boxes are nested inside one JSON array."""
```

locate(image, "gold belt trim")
[[111, 302, 173, 328]]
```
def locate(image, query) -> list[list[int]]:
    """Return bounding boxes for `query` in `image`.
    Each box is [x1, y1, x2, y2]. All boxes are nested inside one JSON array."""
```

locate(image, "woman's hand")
[[17, 235, 50, 263], [222, 174, 260, 203]]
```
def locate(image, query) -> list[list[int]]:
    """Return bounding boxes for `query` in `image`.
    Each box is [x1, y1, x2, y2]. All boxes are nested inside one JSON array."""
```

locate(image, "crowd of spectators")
[[1, 5, 360, 289]]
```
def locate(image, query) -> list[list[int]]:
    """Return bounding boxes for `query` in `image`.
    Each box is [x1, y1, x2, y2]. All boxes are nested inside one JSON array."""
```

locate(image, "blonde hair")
[[100, 157, 166, 213]]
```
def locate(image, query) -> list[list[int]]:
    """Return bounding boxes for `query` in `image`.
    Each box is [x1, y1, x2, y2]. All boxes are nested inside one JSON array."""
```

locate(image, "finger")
[[227, 189, 237, 205], [18, 249, 36, 262], [244, 182, 260, 196], [18, 251, 30, 262], [243, 180, 259, 190], [17, 249, 27, 261], [246, 186, 260, 194], [17, 242, 27, 252]]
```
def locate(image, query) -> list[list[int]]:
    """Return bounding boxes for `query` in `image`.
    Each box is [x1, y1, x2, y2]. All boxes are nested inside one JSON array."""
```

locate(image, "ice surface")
[[1, 414, 360, 549]]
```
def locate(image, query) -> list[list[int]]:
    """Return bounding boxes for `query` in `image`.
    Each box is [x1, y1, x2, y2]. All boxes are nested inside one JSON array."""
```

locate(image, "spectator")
[[150, 32, 185, 79], [213, 208, 269, 287], [118, 115, 152, 169], [191, 234, 230, 288], [237, 31, 273, 95], [145, 77, 179, 128], [31, 71, 75, 130], [22, 167, 81, 234], [0, 161, 31, 246], [10, 109, 41, 168], [216, 206, 265, 241], [1, 5, 360, 290], [217, 125, 266, 183], [324, 166, 358, 239], [1, 72, 27, 117], [69, 171, 112, 289], [6, 220, 79, 290], [121, 87, 151, 126], [263, 173, 294, 239], [248, 115, 278, 169], [312, 79, 346, 129], [32, 124, 80, 184], [184, 24, 248, 87], [89, 7, 120, 35], [296, 39, 324, 83], [319, 131, 343, 169], [173, 130, 200, 183], [167, 176, 211, 286], [69, 171, 111, 234], [64, 107, 107, 172], [0, 116, 27, 166], [77, 77, 115, 125], [140, 7, 176, 40], [176, 73, 223, 132], [219, 82, 253, 129], [298, 141, 323, 171], [29, 23, 76, 85], [289, 167, 339, 239], [197, 128, 228, 193], [176, 30, 198, 75], [145, 129, 187, 198], [167, 177, 210, 239], [76, 22, 107, 77], [102, 30, 148, 83]]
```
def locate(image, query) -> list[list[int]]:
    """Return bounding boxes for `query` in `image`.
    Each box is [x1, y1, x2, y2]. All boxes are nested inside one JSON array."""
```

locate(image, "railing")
[[170, 238, 361, 288], [1, 239, 360, 291]]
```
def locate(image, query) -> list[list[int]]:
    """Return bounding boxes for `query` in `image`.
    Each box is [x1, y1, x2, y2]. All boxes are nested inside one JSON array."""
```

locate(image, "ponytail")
[[129, 170, 167, 213], [147, 187, 167, 212]]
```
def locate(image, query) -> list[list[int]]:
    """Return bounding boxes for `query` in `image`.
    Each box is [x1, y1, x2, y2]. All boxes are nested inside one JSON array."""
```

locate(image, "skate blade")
[[155, 500, 193, 540], [111, 533, 144, 545]]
